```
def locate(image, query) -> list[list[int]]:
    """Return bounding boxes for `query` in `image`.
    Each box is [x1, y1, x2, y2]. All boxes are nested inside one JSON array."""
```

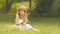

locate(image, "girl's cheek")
[[23, 12, 25, 14], [19, 11, 25, 15]]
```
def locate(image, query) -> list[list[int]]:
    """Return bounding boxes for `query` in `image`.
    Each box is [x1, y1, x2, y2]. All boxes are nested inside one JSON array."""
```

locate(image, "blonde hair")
[[17, 7, 27, 19], [17, 6, 28, 24]]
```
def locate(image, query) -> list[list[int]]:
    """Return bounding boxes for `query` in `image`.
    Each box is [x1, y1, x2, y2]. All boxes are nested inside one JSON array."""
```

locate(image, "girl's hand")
[[16, 23, 20, 25], [22, 22, 26, 25]]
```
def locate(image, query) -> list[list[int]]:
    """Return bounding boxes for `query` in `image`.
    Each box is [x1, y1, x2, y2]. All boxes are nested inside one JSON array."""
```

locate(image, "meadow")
[[0, 15, 60, 34]]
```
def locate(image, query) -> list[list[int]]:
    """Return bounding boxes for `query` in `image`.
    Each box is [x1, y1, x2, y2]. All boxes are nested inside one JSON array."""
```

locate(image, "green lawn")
[[0, 15, 60, 34]]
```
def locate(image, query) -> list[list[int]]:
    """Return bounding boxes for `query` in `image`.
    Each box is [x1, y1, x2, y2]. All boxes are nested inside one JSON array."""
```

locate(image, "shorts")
[[16, 24, 32, 30]]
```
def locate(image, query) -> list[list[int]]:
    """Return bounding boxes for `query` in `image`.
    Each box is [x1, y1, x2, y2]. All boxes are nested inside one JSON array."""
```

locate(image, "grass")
[[0, 15, 60, 34]]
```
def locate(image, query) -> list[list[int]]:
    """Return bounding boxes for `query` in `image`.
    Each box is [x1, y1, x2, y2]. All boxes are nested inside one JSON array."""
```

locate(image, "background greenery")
[[0, 0, 60, 34], [0, 0, 60, 17]]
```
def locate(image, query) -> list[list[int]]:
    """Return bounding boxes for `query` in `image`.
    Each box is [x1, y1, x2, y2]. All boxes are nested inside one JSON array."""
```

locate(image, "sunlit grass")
[[0, 15, 60, 34]]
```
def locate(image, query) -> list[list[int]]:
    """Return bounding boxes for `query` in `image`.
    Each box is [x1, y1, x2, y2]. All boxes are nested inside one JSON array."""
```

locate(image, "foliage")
[[0, 0, 60, 16], [33, 0, 60, 16]]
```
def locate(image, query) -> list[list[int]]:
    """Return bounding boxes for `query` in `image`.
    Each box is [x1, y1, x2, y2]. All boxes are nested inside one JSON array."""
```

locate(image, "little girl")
[[15, 6, 40, 32]]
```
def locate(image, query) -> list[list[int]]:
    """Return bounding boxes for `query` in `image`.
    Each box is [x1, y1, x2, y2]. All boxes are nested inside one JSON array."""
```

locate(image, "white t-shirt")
[[18, 19, 23, 24], [16, 19, 32, 30]]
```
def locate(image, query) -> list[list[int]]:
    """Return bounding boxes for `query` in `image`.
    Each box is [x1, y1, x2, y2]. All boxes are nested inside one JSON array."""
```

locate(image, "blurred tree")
[[29, 0, 32, 11], [6, 0, 14, 12], [34, 0, 53, 16], [34, 0, 60, 16], [29, 0, 32, 15], [50, 0, 60, 16]]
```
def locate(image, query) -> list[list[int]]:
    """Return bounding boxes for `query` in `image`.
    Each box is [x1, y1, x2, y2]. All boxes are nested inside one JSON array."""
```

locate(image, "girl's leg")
[[25, 24, 40, 32], [31, 27, 40, 32]]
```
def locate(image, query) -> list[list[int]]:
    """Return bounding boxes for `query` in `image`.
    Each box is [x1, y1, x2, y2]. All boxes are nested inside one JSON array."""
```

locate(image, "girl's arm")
[[15, 14, 19, 25], [23, 13, 28, 25]]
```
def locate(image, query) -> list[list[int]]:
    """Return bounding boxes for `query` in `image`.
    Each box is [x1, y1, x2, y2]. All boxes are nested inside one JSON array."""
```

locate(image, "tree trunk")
[[6, 0, 13, 12]]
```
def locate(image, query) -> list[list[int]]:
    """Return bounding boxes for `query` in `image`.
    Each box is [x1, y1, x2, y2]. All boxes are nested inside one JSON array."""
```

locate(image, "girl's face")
[[19, 10, 25, 15]]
